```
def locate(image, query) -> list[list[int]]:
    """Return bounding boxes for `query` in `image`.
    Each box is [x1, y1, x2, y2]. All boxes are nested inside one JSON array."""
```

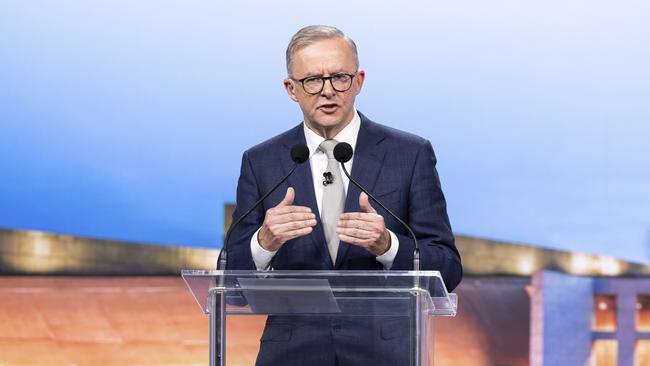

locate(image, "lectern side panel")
[[182, 274, 216, 314]]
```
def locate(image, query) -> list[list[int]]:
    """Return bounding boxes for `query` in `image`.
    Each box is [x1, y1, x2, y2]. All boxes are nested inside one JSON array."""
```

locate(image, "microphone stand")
[[338, 161, 423, 366], [217, 163, 301, 270], [213, 142, 308, 366], [338, 163, 421, 272]]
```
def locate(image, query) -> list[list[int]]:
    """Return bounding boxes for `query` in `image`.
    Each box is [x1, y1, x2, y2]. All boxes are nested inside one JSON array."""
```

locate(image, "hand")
[[258, 187, 317, 252], [337, 192, 391, 256]]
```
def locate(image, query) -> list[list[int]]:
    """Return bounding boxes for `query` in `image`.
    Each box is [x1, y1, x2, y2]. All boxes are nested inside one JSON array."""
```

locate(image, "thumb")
[[278, 187, 295, 207], [359, 192, 377, 214]]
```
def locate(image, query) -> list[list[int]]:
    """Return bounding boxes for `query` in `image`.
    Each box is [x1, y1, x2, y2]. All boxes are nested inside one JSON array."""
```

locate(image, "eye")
[[303, 76, 323, 85], [332, 74, 351, 83]]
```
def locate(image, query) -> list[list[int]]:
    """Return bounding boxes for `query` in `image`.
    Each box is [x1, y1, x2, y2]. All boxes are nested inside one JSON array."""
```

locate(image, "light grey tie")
[[319, 139, 345, 264]]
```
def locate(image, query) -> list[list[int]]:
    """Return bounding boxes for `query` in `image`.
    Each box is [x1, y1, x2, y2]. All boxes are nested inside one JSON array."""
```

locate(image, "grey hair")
[[285, 25, 359, 75]]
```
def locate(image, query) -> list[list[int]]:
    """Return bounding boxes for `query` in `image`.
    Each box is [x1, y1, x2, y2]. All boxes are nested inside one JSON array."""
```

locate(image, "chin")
[[314, 112, 345, 127]]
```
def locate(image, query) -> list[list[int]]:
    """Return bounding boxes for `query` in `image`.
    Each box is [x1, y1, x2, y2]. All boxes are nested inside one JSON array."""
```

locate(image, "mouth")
[[318, 103, 339, 113]]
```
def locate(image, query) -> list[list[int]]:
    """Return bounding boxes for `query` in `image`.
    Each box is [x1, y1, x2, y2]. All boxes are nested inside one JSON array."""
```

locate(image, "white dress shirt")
[[250, 110, 399, 269]]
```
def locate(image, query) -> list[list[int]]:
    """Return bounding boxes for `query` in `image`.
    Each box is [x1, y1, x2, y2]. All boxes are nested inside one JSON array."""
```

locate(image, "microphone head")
[[334, 142, 353, 163], [290, 144, 310, 164]]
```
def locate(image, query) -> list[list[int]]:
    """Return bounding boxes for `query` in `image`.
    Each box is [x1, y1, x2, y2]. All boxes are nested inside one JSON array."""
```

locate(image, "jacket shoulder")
[[360, 113, 430, 150]]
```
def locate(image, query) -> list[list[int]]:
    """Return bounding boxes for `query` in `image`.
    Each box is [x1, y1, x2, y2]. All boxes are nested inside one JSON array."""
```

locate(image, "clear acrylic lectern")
[[182, 270, 457, 366]]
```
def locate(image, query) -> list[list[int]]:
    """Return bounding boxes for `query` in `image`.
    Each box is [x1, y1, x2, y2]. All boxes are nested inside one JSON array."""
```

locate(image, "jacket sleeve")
[[389, 140, 462, 292]]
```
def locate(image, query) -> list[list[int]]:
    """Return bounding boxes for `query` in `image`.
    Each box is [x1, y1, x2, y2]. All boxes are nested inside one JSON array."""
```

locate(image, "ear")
[[284, 79, 299, 102], [353, 70, 366, 95]]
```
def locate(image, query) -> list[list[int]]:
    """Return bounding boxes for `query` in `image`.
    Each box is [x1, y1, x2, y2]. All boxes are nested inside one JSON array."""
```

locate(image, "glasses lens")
[[299, 73, 355, 94], [303, 77, 324, 94], [331, 74, 352, 91]]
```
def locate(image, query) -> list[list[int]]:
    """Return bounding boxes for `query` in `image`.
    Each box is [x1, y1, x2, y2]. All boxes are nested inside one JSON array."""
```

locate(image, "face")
[[284, 38, 365, 138]]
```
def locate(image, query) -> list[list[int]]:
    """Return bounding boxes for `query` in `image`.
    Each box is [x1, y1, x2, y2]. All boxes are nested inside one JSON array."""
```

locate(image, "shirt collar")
[[303, 109, 361, 156]]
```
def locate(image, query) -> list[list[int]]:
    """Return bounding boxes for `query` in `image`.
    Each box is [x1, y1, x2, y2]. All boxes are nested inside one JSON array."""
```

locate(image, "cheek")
[[299, 98, 317, 110], [297, 99, 316, 114], [341, 94, 357, 107]]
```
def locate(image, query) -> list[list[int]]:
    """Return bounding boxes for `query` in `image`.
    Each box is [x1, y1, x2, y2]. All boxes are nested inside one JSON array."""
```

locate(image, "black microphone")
[[333, 142, 421, 272], [322, 172, 334, 186], [217, 144, 310, 270]]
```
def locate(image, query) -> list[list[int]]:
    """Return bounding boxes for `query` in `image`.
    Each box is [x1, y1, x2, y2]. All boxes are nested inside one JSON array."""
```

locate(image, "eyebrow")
[[302, 70, 349, 78], [301, 72, 323, 78]]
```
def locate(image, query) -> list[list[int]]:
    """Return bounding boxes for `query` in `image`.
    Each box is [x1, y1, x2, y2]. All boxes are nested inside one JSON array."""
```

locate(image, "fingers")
[[268, 186, 312, 220], [336, 202, 388, 255], [336, 213, 385, 240], [337, 233, 375, 246], [336, 226, 382, 250], [271, 216, 317, 231], [267, 211, 315, 225], [277, 226, 314, 242], [263, 214, 316, 242], [336, 213, 390, 256], [338, 193, 385, 234], [339, 212, 380, 222], [337, 229, 391, 257], [278, 187, 295, 207], [336, 226, 377, 240], [258, 188, 315, 251], [359, 192, 377, 214], [258, 221, 315, 251], [336, 219, 382, 238]]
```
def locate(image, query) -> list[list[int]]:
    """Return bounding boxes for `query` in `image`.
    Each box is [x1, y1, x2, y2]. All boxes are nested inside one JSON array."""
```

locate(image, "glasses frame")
[[292, 72, 358, 95]]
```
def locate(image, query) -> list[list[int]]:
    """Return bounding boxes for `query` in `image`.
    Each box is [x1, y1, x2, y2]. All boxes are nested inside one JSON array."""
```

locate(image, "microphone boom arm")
[[339, 162, 421, 272], [217, 163, 300, 270]]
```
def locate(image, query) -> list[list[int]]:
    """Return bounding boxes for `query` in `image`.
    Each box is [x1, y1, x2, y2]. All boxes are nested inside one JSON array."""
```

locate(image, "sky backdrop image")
[[1, 0, 649, 263]]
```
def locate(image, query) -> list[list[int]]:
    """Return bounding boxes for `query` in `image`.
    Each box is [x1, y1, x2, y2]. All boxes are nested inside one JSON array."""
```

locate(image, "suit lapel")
[[335, 114, 387, 268]]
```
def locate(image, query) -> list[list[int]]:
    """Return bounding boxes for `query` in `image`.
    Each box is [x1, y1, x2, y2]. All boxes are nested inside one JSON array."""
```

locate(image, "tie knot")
[[319, 139, 339, 159]]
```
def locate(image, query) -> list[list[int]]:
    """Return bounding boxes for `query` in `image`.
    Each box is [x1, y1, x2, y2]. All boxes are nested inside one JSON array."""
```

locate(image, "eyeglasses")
[[292, 72, 357, 95]]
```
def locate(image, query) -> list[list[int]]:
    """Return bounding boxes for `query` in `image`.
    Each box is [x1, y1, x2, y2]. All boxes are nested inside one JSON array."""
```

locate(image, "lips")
[[318, 103, 339, 113]]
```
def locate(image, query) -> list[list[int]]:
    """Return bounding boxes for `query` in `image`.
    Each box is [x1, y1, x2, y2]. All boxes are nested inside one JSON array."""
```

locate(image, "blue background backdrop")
[[1, 1, 649, 262]]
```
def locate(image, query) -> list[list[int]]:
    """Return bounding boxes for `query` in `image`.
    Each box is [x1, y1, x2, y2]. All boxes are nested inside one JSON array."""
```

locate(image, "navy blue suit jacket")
[[227, 113, 462, 365], [228, 113, 461, 290]]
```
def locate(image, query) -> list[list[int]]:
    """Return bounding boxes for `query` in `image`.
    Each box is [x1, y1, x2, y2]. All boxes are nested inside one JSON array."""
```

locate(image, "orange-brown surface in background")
[[0, 276, 529, 366], [0, 276, 266, 366]]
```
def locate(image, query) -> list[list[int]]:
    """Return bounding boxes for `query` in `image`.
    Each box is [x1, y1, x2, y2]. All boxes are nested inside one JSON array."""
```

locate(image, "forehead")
[[291, 38, 357, 76]]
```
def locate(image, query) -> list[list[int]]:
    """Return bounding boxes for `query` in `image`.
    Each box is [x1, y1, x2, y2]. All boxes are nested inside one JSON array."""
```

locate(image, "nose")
[[320, 79, 335, 98]]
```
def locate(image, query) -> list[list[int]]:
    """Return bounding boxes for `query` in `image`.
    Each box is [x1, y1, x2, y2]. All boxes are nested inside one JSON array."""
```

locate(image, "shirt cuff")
[[250, 227, 278, 270], [376, 229, 399, 270]]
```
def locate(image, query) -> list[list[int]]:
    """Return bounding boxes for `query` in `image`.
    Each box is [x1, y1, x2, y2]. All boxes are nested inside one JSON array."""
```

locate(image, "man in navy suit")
[[228, 25, 462, 366]]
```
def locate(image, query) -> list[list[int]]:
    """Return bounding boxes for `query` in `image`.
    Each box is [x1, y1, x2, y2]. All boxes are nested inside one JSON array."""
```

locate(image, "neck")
[[307, 125, 344, 140], [305, 114, 355, 140]]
